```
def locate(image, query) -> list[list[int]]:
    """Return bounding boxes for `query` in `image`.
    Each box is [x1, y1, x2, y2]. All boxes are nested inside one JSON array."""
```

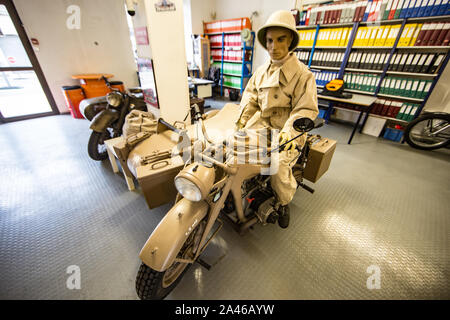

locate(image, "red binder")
[[388, 0, 399, 20], [415, 23, 430, 46], [427, 23, 444, 46], [421, 24, 437, 47], [443, 29, 450, 47]]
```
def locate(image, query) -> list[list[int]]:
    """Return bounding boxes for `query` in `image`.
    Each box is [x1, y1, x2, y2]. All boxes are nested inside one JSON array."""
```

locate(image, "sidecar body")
[[125, 103, 239, 208]]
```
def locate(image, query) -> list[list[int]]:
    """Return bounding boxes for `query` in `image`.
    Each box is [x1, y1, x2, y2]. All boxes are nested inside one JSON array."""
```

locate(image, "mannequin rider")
[[235, 10, 319, 228]]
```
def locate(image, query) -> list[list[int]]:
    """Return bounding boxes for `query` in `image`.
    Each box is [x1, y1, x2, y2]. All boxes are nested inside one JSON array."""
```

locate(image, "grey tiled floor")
[[0, 112, 449, 299]]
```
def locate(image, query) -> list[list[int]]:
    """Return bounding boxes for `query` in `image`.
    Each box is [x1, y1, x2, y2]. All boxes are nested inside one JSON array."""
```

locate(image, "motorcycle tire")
[[136, 219, 206, 300], [404, 113, 450, 151], [87, 130, 112, 161]]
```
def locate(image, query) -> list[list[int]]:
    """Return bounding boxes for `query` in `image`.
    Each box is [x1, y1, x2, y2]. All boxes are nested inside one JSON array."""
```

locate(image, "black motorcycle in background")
[[79, 79, 147, 160]]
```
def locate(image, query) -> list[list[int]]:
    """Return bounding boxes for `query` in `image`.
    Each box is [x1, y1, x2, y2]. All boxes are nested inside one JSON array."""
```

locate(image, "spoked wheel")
[[136, 220, 206, 300], [87, 129, 114, 160], [404, 114, 450, 150]]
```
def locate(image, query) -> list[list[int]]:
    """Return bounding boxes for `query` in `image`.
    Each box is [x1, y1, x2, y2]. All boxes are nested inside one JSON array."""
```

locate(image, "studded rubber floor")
[[0, 113, 449, 299]]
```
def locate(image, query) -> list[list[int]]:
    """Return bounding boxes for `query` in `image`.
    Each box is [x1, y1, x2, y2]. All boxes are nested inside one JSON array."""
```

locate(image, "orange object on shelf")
[[204, 17, 252, 34], [62, 85, 86, 119], [72, 73, 114, 98], [109, 81, 125, 93]]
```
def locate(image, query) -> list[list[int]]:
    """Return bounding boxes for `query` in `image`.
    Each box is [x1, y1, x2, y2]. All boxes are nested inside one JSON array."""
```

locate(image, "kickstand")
[[196, 258, 212, 271]]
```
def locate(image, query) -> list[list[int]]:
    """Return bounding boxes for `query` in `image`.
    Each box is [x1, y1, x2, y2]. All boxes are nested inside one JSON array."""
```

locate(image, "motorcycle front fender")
[[139, 198, 208, 272], [89, 108, 120, 133]]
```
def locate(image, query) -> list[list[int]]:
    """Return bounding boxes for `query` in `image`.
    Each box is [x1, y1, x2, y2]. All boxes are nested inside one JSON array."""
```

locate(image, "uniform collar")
[[262, 52, 298, 86]]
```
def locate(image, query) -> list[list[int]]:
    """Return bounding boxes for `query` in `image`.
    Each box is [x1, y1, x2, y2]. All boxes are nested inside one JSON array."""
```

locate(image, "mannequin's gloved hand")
[[279, 132, 297, 151], [235, 119, 245, 131]]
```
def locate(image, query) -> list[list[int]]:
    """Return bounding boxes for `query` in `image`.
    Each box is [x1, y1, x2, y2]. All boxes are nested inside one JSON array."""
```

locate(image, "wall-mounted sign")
[[137, 57, 159, 108], [155, 0, 176, 12], [134, 27, 149, 45]]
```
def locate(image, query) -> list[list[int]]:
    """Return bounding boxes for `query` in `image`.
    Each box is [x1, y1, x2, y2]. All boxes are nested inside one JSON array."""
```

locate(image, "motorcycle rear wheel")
[[404, 113, 450, 151], [135, 220, 206, 300], [88, 130, 113, 161]]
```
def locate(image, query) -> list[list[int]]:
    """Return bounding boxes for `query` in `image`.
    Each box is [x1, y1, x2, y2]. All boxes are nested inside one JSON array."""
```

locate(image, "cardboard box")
[[362, 115, 387, 137], [303, 138, 337, 183]]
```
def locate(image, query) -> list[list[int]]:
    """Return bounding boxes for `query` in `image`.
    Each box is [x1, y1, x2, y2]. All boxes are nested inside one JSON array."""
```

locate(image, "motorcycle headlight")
[[174, 163, 215, 202], [106, 92, 123, 107]]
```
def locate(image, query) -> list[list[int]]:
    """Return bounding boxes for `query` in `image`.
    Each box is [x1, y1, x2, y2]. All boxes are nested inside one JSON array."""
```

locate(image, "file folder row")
[[347, 51, 390, 70], [379, 77, 433, 99], [311, 50, 346, 68], [371, 99, 420, 120], [343, 73, 381, 93], [301, 0, 450, 26], [296, 50, 311, 65], [388, 52, 446, 73], [297, 27, 352, 47], [311, 70, 340, 86]]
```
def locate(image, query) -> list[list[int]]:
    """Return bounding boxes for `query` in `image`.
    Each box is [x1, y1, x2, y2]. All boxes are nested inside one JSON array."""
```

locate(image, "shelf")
[[296, 46, 347, 50], [345, 89, 376, 96], [309, 65, 340, 70], [396, 46, 450, 50], [345, 68, 383, 73], [352, 46, 392, 50], [333, 106, 409, 124], [297, 22, 354, 29], [213, 59, 245, 64], [205, 31, 244, 35], [377, 93, 424, 103], [222, 73, 242, 77], [386, 71, 438, 78], [223, 84, 241, 90]]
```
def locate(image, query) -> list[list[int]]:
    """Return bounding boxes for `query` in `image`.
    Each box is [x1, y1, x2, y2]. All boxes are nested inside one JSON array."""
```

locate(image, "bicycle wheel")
[[404, 113, 450, 150]]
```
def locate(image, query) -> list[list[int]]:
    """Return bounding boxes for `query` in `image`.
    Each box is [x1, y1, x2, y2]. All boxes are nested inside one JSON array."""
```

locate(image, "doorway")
[[0, 0, 58, 123]]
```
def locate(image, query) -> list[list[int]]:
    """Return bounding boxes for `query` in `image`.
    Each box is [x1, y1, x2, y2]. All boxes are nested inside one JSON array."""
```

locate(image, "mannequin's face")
[[266, 27, 293, 60]]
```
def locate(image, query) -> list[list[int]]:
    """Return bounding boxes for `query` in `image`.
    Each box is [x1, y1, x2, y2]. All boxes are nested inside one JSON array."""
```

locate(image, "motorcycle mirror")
[[293, 117, 315, 133]]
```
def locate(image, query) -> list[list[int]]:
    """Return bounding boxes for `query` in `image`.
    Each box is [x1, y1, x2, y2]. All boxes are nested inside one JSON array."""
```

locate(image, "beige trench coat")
[[237, 52, 319, 205]]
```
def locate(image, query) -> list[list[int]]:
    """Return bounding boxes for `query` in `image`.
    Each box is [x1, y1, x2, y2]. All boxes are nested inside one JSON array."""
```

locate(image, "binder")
[[379, 0, 389, 20], [398, 53, 409, 71], [444, 28, 450, 46], [428, 22, 444, 45], [398, 0, 409, 18], [438, 0, 449, 15], [418, 0, 430, 16], [415, 23, 430, 45], [408, 53, 421, 72], [435, 23, 450, 45], [424, 0, 436, 16], [431, 0, 443, 15], [383, 0, 394, 19], [363, 27, 373, 46], [429, 53, 445, 73], [410, 23, 423, 45], [421, 53, 435, 72], [405, 0, 416, 18], [412, 0, 423, 17], [404, 53, 415, 72], [421, 23, 437, 45], [386, 25, 401, 47], [389, 0, 400, 19], [364, 0, 374, 21], [398, 25, 411, 46]]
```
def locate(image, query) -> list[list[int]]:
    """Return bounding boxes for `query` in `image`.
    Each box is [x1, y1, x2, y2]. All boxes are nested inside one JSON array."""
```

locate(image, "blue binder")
[[430, 0, 442, 15], [418, 0, 430, 16], [438, 0, 449, 15], [363, 0, 373, 21], [424, 0, 435, 16], [412, 0, 422, 16], [400, 0, 411, 18], [406, 0, 417, 18]]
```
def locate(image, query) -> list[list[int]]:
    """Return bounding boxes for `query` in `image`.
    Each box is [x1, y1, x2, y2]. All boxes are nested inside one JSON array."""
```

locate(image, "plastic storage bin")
[[62, 85, 85, 119]]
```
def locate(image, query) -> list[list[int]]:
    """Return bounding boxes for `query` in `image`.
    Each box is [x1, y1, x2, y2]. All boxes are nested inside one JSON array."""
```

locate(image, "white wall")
[[190, 0, 215, 35], [424, 62, 450, 113], [13, 0, 139, 113]]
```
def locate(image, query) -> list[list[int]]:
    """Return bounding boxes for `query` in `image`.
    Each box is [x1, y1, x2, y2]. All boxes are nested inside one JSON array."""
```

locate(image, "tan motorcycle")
[[135, 107, 336, 300]]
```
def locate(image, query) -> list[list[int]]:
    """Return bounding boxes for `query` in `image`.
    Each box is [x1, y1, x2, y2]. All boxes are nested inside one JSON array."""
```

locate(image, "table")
[[188, 77, 214, 98], [318, 92, 377, 144]]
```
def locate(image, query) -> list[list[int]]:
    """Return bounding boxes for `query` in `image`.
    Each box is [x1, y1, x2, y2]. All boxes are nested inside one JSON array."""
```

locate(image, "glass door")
[[0, 0, 58, 122]]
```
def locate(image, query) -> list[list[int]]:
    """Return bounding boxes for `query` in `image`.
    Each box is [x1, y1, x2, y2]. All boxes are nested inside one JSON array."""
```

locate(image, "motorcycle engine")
[[248, 189, 279, 225]]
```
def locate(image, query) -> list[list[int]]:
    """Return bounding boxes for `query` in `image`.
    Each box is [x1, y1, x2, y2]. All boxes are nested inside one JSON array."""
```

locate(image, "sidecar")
[[120, 103, 239, 209]]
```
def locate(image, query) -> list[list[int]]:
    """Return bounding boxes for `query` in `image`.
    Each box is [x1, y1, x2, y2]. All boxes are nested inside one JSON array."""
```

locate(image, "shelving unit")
[[296, 14, 450, 134], [205, 30, 255, 95]]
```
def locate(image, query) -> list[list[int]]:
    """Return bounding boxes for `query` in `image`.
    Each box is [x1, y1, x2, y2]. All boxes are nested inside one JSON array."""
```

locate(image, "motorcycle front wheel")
[[404, 113, 450, 151], [87, 130, 113, 161], [136, 220, 206, 300]]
